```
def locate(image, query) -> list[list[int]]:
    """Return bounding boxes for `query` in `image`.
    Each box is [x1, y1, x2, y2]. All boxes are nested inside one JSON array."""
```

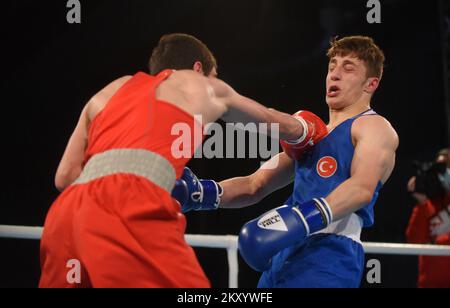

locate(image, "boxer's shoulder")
[[85, 75, 132, 122], [352, 114, 396, 135], [103, 75, 133, 92], [351, 114, 399, 146], [92, 75, 132, 102]]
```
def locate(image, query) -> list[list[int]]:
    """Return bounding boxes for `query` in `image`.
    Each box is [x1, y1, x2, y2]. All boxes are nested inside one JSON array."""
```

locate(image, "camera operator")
[[406, 148, 450, 288]]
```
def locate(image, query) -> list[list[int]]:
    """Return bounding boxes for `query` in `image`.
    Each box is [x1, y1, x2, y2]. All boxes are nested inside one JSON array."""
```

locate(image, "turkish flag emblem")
[[316, 156, 338, 178]]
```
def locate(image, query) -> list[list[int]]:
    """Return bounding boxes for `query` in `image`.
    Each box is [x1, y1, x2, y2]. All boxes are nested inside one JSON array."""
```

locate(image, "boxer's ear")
[[364, 77, 380, 94], [193, 61, 204, 74]]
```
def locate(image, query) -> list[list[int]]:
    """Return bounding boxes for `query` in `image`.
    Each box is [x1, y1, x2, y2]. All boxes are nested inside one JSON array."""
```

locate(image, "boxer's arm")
[[55, 76, 131, 192], [55, 105, 90, 192], [325, 116, 399, 221], [219, 153, 295, 209], [209, 78, 303, 141]]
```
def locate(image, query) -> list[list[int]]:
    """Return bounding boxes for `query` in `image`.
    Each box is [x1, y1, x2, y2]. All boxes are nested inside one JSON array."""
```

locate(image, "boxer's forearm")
[[55, 106, 89, 192], [55, 165, 82, 192], [266, 107, 304, 141], [219, 153, 294, 209], [219, 176, 263, 209], [325, 178, 375, 221], [222, 93, 303, 141]]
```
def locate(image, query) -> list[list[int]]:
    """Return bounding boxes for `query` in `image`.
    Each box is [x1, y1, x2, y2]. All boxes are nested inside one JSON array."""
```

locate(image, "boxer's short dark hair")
[[327, 36, 385, 79], [149, 33, 217, 76]]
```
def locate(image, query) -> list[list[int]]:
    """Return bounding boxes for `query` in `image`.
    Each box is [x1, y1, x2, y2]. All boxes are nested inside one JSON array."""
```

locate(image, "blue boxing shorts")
[[257, 233, 365, 288]]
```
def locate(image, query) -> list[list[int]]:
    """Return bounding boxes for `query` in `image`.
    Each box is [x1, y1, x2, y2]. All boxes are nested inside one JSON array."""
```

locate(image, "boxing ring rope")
[[1, 225, 450, 288], [0, 225, 240, 288], [185, 234, 239, 289]]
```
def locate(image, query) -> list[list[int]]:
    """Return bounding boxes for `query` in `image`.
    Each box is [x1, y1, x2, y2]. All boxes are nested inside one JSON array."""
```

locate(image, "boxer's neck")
[[327, 101, 371, 132]]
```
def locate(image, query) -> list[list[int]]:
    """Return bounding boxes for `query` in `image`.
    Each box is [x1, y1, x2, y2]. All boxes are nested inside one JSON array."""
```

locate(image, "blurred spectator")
[[406, 148, 450, 288]]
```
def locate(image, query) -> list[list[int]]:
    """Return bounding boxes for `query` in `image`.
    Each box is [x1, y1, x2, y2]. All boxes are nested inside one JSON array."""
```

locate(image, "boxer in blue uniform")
[[172, 36, 399, 288]]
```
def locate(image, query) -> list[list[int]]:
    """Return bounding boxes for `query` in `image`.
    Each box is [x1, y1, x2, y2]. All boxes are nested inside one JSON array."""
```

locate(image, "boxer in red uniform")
[[39, 33, 327, 288]]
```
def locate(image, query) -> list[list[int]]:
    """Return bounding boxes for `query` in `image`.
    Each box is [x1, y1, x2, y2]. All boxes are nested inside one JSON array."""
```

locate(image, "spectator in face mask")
[[406, 148, 450, 288]]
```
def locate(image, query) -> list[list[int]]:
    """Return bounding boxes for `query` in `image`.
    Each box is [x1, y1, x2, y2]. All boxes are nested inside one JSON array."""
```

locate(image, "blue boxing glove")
[[171, 167, 223, 214], [238, 198, 333, 272]]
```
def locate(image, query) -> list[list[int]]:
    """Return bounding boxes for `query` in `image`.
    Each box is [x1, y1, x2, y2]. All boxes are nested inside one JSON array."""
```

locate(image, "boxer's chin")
[[325, 96, 344, 109]]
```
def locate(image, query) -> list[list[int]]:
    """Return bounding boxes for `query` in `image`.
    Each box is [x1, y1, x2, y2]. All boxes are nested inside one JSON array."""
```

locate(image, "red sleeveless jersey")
[[85, 70, 202, 178]]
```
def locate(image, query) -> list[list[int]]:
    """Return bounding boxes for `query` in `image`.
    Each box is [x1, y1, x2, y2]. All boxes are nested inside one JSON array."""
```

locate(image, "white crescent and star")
[[317, 156, 337, 178]]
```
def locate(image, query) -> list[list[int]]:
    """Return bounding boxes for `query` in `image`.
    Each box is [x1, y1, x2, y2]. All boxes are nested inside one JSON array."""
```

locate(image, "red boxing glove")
[[280, 111, 328, 160]]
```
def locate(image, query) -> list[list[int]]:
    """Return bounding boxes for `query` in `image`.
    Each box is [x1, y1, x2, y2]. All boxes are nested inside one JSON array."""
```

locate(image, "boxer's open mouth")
[[327, 85, 341, 97]]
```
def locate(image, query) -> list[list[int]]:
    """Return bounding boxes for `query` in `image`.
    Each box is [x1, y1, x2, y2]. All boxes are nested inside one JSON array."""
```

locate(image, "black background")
[[0, 0, 448, 288]]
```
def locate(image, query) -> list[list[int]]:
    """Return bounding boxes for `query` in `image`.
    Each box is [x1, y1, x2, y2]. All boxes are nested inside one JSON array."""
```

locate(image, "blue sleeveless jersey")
[[288, 109, 383, 228]]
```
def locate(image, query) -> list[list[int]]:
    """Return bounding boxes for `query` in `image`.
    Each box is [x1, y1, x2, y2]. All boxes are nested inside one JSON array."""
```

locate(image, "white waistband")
[[314, 213, 363, 245], [74, 149, 176, 193]]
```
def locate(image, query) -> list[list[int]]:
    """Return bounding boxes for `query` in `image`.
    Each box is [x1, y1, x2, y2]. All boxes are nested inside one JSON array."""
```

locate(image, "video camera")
[[413, 161, 448, 199]]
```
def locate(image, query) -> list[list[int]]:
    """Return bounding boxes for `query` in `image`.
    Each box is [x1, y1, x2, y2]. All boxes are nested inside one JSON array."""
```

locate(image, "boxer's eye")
[[344, 65, 355, 71]]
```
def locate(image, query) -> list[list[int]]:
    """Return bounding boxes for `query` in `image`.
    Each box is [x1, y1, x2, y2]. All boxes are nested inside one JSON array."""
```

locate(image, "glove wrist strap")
[[285, 115, 309, 145], [197, 180, 223, 210], [292, 198, 333, 236]]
